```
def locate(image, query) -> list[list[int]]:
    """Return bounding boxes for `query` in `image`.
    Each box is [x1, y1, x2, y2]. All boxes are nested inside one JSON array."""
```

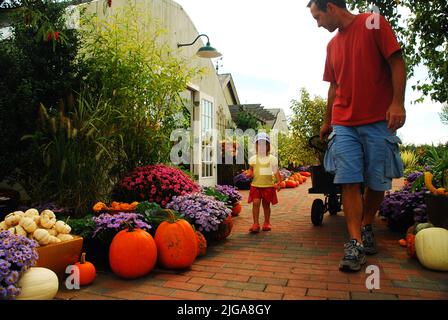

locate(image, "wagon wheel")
[[311, 199, 325, 226], [328, 194, 340, 216]]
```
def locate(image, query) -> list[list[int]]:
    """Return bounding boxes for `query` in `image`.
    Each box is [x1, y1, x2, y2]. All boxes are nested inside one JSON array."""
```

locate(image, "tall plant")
[[78, 2, 201, 176]]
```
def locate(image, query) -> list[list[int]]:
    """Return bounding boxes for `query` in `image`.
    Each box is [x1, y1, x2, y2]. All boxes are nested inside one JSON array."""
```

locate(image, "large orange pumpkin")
[[232, 202, 242, 216], [109, 228, 157, 279], [155, 210, 198, 269], [195, 230, 207, 257], [74, 252, 96, 286], [285, 180, 296, 188]]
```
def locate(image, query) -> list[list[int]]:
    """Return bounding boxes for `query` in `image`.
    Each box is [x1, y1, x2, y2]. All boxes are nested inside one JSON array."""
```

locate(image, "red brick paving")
[[56, 179, 448, 300]]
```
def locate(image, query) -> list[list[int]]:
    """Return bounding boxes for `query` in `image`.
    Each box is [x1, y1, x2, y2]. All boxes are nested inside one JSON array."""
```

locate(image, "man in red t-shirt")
[[308, 0, 407, 272]]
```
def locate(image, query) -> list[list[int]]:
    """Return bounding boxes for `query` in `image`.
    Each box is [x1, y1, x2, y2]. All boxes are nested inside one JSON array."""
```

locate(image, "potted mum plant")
[[167, 193, 232, 242], [215, 185, 243, 216]]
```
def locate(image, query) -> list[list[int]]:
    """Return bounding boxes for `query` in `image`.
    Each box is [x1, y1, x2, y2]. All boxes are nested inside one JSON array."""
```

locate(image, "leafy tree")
[[440, 103, 448, 125], [234, 110, 261, 131], [279, 88, 326, 167], [347, 0, 448, 104], [0, 0, 84, 181]]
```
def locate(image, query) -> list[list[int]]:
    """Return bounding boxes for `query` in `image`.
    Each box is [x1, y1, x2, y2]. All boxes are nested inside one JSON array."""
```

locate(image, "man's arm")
[[320, 82, 336, 141], [386, 50, 407, 132]]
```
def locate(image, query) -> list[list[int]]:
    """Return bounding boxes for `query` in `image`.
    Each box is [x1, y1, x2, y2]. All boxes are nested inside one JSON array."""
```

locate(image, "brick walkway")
[[56, 179, 448, 300]]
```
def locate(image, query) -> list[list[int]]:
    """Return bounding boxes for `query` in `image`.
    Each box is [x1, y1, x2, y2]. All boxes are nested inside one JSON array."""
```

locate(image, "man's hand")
[[320, 121, 333, 141], [386, 102, 406, 133]]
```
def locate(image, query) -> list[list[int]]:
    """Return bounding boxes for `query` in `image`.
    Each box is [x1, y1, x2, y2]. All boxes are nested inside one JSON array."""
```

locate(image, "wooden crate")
[[35, 235, 83, 280]]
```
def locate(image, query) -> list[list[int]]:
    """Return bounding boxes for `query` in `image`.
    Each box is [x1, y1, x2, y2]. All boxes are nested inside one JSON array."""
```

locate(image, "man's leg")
[[342, 183, 363, 243], [362, 187, 385, 227]]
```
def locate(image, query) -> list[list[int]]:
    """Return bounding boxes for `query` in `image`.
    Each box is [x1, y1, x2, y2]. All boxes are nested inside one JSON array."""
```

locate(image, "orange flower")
[[93, 202, 106, 212]]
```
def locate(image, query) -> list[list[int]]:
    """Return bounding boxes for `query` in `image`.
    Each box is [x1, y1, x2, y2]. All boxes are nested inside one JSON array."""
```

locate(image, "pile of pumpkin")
[[400, 223, 448, 272], [109, 209, 207, 279], [0, 209, 74, 246], [93, 201, 139, 212], [281, 171, 310, 189]]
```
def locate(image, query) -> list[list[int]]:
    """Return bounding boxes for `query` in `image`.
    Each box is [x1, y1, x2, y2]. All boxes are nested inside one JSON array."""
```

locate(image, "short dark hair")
[[307, 0, 347, 12]]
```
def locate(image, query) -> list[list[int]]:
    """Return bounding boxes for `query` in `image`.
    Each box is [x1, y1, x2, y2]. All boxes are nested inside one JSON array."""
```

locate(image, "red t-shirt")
[[323, 13, 402, 126]]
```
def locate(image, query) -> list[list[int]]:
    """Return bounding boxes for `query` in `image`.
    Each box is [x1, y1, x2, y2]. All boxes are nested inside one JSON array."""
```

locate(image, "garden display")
[[424, 171, 448, 228], [0, 209, 75, 246], [109, 228, 157, 279], [0, 230, 39, 300], [115, 164, 200, 207], [167, 193, 232, 236], [415, 227, 448, 272], [74, 253, 96, 286], [154, 210, 198, 269]]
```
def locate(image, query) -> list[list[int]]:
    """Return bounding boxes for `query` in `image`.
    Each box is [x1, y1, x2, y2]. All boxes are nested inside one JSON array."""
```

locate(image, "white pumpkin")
[[40, 210, 56, 229], [5, 212, 22, 227], [415, 227, 448, 272], [19, 217, 38, 233], [24, 208, 39, 218], [54, 220, 71, 234], [33, 229, 51, 246], [48, 235, 61, 244], [47, 227, 58, 236], [0, 221, 7, 231], [57, 234, 74, 242], [16, 267, 59, 300], [14, 211, 25, 216], [8, 225, 27, 237]]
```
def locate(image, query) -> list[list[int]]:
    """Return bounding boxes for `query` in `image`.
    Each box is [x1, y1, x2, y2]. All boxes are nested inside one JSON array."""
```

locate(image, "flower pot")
[[231, 202, 242, 217], [425, 192, 448, 229], [387, 213, 415, 233], [205, 215, 233, 242]]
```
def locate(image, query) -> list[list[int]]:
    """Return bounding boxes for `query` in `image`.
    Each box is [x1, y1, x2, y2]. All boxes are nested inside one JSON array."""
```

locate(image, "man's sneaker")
[[361, 224, 378, 255], [339, 239, 366, 272]]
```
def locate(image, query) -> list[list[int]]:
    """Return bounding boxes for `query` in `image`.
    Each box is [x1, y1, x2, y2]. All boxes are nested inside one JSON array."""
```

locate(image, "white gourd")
[[47, 227, 58, 236], [55, 220, 71, 234], [57, 233, 74, 242], [16, 267, 59, 300], [19, 217, 38, 233], [40, 210, 56, 229], [33, 229, 50, 246], [0, 221, 7, 231], [5, 213, 22, 227], [415, 227, 448, 272], [13, 211, 25, 217], [48, 235, 61, 244], [24, 208, 39, 218], [33, 215, 41, 224], [8, 225, 27, 237]]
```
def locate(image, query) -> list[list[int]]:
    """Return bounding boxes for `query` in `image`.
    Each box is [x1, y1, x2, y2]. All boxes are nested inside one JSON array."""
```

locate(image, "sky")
[[174, 0, 447, 146]]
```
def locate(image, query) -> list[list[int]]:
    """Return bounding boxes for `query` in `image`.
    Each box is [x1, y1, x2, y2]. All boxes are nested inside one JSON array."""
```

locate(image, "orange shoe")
[[249, 223, 260, 233], [262, 223, 272, 231]]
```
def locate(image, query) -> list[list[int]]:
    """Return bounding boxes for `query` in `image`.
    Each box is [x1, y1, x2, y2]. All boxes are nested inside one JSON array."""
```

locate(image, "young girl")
[[244, 133, 282, 233]]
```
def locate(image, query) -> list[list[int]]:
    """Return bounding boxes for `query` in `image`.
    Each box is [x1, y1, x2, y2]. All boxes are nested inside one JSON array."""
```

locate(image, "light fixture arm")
[[178, 34, 210, 48]]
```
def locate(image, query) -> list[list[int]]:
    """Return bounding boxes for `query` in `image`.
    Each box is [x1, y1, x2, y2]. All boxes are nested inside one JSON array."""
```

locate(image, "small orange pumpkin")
[[74, 252, 96, 286], [195, 230, 207, 257], [109, 228, 158, 279], [285, 180, 296, 188], [280, 181, 286, 189], [154, 210, 198, 269]]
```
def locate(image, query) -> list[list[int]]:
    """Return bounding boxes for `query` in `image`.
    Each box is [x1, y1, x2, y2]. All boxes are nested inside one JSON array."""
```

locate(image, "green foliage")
[[440, 104, 448, 125], [424, 146, 448, 188], [0, 0, 84, 181], [234, 111, 261, 131], [69, 214, 96, 239], [347, 0, 448, 104], [282, 88, 326, 167], [136, 201, 183, 230], [202, 187, 229, 204], [401, 149, 419, 175], [78, 3, 202, 176]]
